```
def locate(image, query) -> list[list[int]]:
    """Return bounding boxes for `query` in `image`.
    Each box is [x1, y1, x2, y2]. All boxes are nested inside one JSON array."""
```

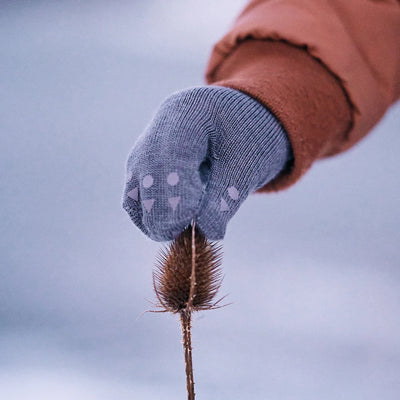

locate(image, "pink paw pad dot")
[[220, 198, 229, 212], [142, 174, 154, 188], [168, 196, 181, 211], [127, 187, 138, 201], [227, 186, 239, 200], [167, 172, 179, 186], [143, 199, 155, 212]]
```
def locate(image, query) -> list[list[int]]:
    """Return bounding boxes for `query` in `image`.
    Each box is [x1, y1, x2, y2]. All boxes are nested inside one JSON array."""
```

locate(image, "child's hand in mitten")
[[122, 86, 292, 241]]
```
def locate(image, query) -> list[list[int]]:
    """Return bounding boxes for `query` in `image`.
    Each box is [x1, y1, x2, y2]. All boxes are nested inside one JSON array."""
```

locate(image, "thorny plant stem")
[[187, 220, 196, 309], [180, 310, 195, 400], [180, 219, 196, 400]]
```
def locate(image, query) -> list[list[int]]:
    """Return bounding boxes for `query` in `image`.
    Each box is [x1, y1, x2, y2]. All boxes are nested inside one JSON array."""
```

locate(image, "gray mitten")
[[123, 86, 292, 241]]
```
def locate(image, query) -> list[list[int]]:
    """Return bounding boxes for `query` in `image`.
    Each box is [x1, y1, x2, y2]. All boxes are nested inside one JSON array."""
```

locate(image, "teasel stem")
[[180, 219, 196, 400], [188, 219, 196, 310], [180, 309, 194, 400]]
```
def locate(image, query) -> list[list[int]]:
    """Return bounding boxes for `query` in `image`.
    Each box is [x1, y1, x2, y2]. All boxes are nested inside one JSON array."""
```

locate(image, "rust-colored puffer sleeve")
[[205, 0, 400, 192]]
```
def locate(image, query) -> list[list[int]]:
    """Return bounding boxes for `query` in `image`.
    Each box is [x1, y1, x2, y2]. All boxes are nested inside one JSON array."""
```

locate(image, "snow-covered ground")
[[1, 1, 399, 399]]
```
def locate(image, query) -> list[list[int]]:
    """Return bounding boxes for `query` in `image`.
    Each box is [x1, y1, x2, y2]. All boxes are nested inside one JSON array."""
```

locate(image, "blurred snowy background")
[[1, 1, 399, 399]]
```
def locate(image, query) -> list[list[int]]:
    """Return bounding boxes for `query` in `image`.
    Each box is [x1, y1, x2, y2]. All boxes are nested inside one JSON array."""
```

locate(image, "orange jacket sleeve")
[[205, 0, 400, 192]]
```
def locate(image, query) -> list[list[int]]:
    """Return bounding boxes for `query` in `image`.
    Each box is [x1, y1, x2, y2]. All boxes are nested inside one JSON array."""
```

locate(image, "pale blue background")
[[1, 1, 399, 399]]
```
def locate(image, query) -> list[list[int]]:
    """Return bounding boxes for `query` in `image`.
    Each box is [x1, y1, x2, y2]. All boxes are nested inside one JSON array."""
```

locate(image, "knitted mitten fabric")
[[122, 86, 292, 241]]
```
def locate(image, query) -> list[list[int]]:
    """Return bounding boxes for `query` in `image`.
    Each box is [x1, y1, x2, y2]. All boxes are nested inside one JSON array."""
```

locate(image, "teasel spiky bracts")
[[152, 219, 226, 400]]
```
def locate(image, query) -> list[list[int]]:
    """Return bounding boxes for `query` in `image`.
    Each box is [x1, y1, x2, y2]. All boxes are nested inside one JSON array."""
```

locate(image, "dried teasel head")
[[152, 223, 224, 314]]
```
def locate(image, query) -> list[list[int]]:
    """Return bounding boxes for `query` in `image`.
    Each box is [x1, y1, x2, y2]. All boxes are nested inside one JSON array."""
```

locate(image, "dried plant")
[[151, 220, 226, 400]]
